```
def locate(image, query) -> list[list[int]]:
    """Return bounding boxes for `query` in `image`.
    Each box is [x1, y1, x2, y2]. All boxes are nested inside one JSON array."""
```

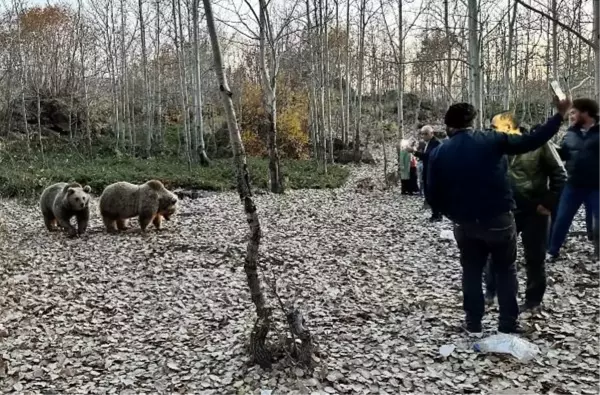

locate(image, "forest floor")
[[0, 150, 598, 395]]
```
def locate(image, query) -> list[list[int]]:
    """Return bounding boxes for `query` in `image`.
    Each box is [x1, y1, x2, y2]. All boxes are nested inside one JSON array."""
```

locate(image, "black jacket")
[[557, 124, 599, 188], [427, 113, 564, 224], [414, 137, 441, 184]]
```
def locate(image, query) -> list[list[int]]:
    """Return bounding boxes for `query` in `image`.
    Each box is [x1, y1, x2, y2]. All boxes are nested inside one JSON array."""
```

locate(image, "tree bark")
[[467, 0, 482, 128], [444, 0, 452, 106], [353, 0, 366, 161], [192, 0, 210, 165], [172, 0, 192, 168], [503, 0, 516, 109], [201, 0, 271, 368], [258, 0, 284, 193], [139, 0, 151, 157], [594, 0, 599, 103], [344, 0, 350, 147]]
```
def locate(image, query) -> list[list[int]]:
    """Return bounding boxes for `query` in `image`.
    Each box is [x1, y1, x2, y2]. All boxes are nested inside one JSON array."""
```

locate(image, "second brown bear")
[[99, 180, 178, 233]]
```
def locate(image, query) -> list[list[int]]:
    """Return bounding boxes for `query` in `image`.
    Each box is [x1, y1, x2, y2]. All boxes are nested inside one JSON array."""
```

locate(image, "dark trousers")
[[408, 166, 420, 194], [548, 185, 599, 256], [423, 177, 442, 218], [454, 212, 519, 330], [484, 210, 549, 307]]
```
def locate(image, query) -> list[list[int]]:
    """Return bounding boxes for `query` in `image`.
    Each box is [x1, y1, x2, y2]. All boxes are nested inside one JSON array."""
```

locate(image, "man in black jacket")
[[408, 125, 442, 222], [427, 98, 570, 334], [548, 98, 599, 260]]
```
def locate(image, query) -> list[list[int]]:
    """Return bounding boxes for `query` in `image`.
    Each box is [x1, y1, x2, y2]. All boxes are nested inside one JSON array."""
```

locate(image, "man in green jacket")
[[484, 112, 567, 311]]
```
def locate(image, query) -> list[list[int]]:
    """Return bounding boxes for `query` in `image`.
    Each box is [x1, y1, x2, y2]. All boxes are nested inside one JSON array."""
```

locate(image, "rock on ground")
[[0, 151, 598, 395]]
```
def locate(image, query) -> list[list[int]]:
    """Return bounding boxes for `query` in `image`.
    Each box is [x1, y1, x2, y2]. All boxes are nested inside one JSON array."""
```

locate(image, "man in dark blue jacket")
[[427, 98, 570, 334], [548, 98, 599, 260]]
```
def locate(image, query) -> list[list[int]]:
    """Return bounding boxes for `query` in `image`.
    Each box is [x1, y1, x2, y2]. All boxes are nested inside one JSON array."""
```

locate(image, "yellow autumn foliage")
[[240, 80, 310, 159]]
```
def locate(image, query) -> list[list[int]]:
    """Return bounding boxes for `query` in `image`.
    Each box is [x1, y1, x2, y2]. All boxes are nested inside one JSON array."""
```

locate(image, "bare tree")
[[468, 0, 482, 128], [192, 0, 210, 165], [201, 0, 312, 368], [138, 0, 151, 157], [353, 0, 366, 161], [258, 0, 284, 192]]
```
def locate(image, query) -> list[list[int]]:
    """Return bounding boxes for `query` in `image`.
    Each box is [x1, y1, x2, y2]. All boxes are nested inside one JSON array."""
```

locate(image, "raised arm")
[[493, 113, 565, 155]]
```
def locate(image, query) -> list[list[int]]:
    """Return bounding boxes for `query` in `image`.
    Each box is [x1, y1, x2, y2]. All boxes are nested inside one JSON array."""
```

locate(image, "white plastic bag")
[[439, 229, 455, 242], [473, 334, 540, 362]]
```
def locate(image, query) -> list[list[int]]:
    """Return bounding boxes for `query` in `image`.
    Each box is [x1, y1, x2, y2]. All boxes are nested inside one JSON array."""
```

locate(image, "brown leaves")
[[0, 149, 598, 393]]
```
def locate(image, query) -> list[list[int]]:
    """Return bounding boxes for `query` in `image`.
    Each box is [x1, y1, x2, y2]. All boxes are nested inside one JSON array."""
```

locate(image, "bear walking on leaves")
[[39, 182, 91, 238], [99, 180, 178, 233]]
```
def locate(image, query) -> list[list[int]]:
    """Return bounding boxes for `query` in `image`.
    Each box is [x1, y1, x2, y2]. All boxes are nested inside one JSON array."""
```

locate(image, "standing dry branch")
[[203, 0, 312, 368], [203, 0, 269, 370]]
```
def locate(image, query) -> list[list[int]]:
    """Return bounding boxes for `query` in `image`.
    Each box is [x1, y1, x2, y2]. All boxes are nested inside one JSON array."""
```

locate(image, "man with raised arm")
[[427, 97, 571, 335]]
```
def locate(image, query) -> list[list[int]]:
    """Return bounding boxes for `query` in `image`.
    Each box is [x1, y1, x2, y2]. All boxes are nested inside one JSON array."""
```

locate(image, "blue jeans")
[[548, 185, 600, 256], [549, 199, 595, 243]]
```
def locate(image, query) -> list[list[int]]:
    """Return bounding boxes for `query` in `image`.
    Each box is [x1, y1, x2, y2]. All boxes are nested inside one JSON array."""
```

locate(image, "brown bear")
[[39, 182, 91, 237], [99, 180, 178, 233]]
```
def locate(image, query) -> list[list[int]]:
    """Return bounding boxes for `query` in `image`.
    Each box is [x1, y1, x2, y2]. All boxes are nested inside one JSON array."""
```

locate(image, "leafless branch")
[[515, 0, 596, 49]]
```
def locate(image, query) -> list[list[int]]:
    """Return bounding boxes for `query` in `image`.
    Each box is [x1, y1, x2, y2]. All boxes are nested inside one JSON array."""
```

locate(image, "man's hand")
[[405, 146, 415, 153], [537, 205, 551, 216], [553, 95, 572, 117]]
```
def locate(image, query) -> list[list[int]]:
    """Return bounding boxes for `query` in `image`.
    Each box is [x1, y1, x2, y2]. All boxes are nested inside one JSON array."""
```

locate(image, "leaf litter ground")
[[0, 150, 598, 395]]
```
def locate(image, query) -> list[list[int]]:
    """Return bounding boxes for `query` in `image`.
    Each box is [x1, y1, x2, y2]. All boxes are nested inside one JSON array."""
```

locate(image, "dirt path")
[[0, 153, 598, 394]]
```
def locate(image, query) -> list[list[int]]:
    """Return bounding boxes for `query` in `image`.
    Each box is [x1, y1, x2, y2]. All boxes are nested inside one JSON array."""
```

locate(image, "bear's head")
[[159, 193, 178, 220], [64, 184, 91, 211]]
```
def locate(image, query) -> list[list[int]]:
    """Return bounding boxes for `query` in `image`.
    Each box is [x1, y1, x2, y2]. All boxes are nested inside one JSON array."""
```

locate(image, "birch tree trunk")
[[551, 0, 558, 81], [15, 4, 30, 153], [444, 0, 452, 106], [154, 0, 163, 150], [172, 0, 192, 168], [353, 0, 366, 161], [335, 0, 345, 145], [138, 0, 152, 157], [316, 0, 328, 172], [397, 0, 404, 143], [192, 0, 210, 165], [201, 0, 312, 368], [344, 0, 350, 147], [258, 0, 284, 193], [594, 0, 599, 102], [120, 0, 133, 150], [324, 0, 334, 163], [503, 0, 516, 109], [468, 0, 482, 128]]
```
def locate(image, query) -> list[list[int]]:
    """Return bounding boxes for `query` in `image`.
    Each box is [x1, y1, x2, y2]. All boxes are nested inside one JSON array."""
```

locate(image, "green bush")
[[0, 139, 349, 199]]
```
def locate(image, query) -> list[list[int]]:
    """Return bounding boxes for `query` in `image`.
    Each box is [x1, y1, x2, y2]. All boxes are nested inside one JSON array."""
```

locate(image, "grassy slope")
[[0, 139, 349, 199]]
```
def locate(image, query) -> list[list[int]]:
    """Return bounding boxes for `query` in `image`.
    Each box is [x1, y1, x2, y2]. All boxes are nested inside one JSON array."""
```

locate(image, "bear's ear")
[[83, 185, 91, 193], [67, 188, 75, 195]]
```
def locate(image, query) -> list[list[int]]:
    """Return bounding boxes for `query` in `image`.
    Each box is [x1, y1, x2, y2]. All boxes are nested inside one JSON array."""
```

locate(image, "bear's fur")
[[39, 182, 91, 237], [99, 180, 178, 233]]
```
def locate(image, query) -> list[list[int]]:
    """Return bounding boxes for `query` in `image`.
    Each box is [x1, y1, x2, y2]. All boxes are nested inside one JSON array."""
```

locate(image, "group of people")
[[401, 95, 599, 334], [397, 126, 444, 222]]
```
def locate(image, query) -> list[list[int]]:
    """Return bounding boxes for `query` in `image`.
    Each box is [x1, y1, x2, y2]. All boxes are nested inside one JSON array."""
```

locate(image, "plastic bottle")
[[473, 334, 540, 362]]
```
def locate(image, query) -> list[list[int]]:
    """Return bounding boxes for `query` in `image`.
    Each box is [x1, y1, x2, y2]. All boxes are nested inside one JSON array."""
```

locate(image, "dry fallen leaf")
[[0, 148, 596, 394]]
